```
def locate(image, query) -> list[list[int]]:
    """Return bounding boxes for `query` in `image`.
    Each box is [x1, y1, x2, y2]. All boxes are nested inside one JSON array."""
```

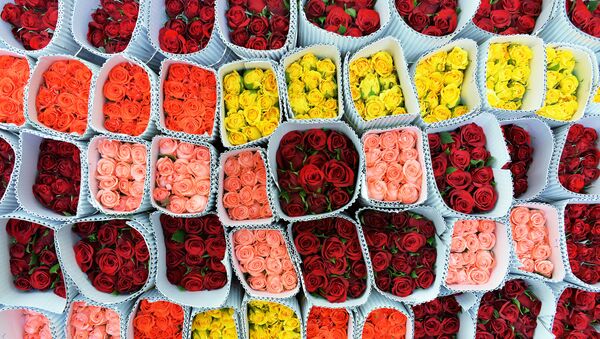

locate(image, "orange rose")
[[108, 65, 130, 84], [103, 81, 126, 102], [0, 56, 29, 127], [167, 64, 189, 81]]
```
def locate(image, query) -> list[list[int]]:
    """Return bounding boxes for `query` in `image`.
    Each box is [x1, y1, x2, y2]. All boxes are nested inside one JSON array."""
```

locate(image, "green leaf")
[[426, 237, 435, 246], [493, 309, 500, 318], [345, 8, 357, 18], [410, 271, 418, 279], [171, 230, 186, 243], [587, 0, 600, 12], [338, 25, 347, 35], [470, 159, 485, 168], [446, 167, 458, 175], [280, 190, 290, 203], [485, 156, 496, 167], [49, 263, 60, 274], [512, 298, 523, 314], [440, 131, 454, 144]]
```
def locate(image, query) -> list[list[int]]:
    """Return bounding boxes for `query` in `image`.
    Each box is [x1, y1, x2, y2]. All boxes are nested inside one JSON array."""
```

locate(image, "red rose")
[[571, 1, 593, 27], [270, 15, 289, 32], [448, 189, 475, 214], [181, 271, 204, 291], [499, 302, 519, 322], [323, 160, 355, 188], [1, 3, 21, 24], [433, 8, 457, 34], [9, 243, 25, 258], [326, 256, 348, 275], [97, 225, 117, 246], [475, 17, 495, 32], [204, 271, 227, 290], [268, 33, 287, 49], [203, 215, 223, 236], [96, 248, 121, 275], [184, 235, 205, 256], [304, 270, 327, 293], [428, 134, 442, 152], [231, 28, 250, 46], [298, 164, 326, 192], [473, 185, 497, 212], [355, 8, 380, 34], [326, 131, 348, 152], [6, 219, 40, 245], [375, 271, 391, 291], [490, 9, 511, 29], [303, 129, 327, 150], [391, 276, 415, 297], [408, 8, 430, 32], [348, 278, 366, 298], [321, 237, 345, 260], [39, 250, 57, 266], [187, 20, 204, 40], [29, 267, 51, 290], [248, 16, 269, 36], [395, 0, 414, 16], [226, 5, 250, 29], [305, 0, 325, 18], [73, 241, 94, 272], [294, 232, 320, 256], [446, 170, 472, 190], [280, 130, 302, 146], [32, 184, 53, 205], [277, 144, 304, 170], [449, 149, 471, 170], [205, 237, 226, 259], [165, 0, 184, 17], [432, 155, 448, 177], [521, 0, 541, 16], [266, 0, 288, 15], [423, 317, 442, 336], [399, 232, 426, 253], [307, 193, 328, 213], [460, 123, 486, 147], [517, 15, 536, 33], [159, 28, 186, 53], [471, 167, 494, 187], [305, 153, 329, 169], [165, 19, 186, 35], [565, 174, 586, 193], [93, 272, 115, 293], [490, 318, 509, 335], [329, 187, 351, 209], [325, 276, 349, 302], [282, 193, 306, 217], [345, 238, 364, 261], [371, 251, 391, 272], [325, 6, 352, 31]]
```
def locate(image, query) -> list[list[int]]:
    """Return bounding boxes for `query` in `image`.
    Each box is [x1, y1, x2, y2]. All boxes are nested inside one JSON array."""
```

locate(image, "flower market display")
[[0, 1, 599, 337]]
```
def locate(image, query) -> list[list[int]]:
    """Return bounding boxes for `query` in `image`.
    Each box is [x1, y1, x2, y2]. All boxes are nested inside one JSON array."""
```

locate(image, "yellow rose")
[[319, 80, 337, 98], [379, 73, 399, 90], [287, 80, 305, 95], [308, 107, 324, 118], [316, 58, 336, 78], [486, 90, 500, 108], [289, 94, 310, 115], [262, 70, 278, 95], [348, 69, 359, 86], [511, 66, 530, 83], [546, 70, 563, 89], [264, 107, 280, 122], [228, 131, 248, 146], [489, 43, 508, 60], [238, 90, 258, 108], [494, 82, 513, 101], [545, 46, 557, 62], [371, 51, 394, 77], [306, 88, 325, 106], [594, 88, 600, 103], [224, 113, 246, 131], [503, 101, 519, 110], [557, 49, 576, 72], [243, 106, 262, 126], [425, 50, 447, 72], [392, 107, 407, 115], [432, 105, 452, 121], [440, 83, 461, 108], [350, 86, 361, 101], [511, 82, 526, 101], [303, 70, 322, 90], [359, 73, 381, 99], [323, 98, 338, 111], [443, 69, 464, 86], [379, 85, 404, 111], [446, 47, 469, 70], [283, 318, 300, 332], [428, 72, 444, 94], [423, 114, 437, 123], [243, 126, 262, 140], [243, 69, 264, 90], [223, 71, 242, 94], [509, 44, 533, 66], [364, 96, 386, 120], [538, 103, 575, 121], [258, 95, 276, 111], [452, 105, 469, 117], [350, 57, 372, 78], [224, 93, 239, 112], [324, 108, 337, 118], [257, 120, 278, 137], [424, 92, 439, 110], [300, 53, 318, 71], [354, 100, 365, 116], [559, 74, 579, 95], [285, 62, 303, 82], [414, 76, 429, 98], [545, 88, 561, 105], [497, 65, 514, 82], [249, 309, 267, 325]]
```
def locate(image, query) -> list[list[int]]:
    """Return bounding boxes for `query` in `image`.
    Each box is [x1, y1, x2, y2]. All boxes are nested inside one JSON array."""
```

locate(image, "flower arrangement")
[[567, 0, 600, 38], [0, 55, 29, 126], [0, 0, 58, 50], [22, 309, 52, 339], [473, 0, 543, 35], [361, 308, 407, 339], [413, 295, 462, 338], [68, 301, 121, 338], [158, 0, 215, 54], [394, 0, 459, 36], [304, 0, 381, 37], [0, 138, 15, 200], [537, 46, 580, 121], [132, 299, 184, 339], [224, 0, 290, 50], [558, 124, 599, 194], [485, 43, 533, 111], [191, 308, 238, 339], [564, 203, 600, 285], [87, 0, 140, 53], [501, 124, 534, 198], [306, 307, 349, 338], [509, 206, 554, 278], [247, 300, 301, 338], [552, 287, 600, 338]]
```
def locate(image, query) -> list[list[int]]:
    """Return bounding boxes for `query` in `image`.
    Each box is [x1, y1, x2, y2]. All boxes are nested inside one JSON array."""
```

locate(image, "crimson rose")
[[159, 0, 216, 54], [225, 0, 289, 50], [395, 0, 459, 36], [558, 123, 599, 194], [87, 0, 140, 53], [564, 203, 600, 285]]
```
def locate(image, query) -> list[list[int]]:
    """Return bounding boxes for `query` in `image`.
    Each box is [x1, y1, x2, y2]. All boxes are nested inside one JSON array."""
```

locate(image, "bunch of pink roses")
[[233, 229, 298, 294], [509, 206, 554, 278], [153, 138, 211, 214], [69, 301, 120, 338], [95, 138, 147, 212], [22, 309, 52, 339], [446, 219, 496, 286], [363, 128, 423, 204]]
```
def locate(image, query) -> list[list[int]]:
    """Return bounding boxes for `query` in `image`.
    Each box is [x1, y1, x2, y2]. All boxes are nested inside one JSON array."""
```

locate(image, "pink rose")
[[223, 192, 240, 209], [116, 143, 132, 162], [464, 233, 480, 252], [256, 167, 267, 184], [98, 176, 118, 191], [240, 171, 258, 187], [399, 148, 418, 163], [248, 204, 261, 219], [397, 129, 417, 150], [265, 230, 283, 247], [233, 229, 255, 246], [172, 178, 195, 196], [467, 267, 491, 285], [403, 159, 422, 182], [478, 232, 496, 251], [510, 206, 531, 225], [186, 194, 207, 213], [475, 250, 495, 270], [260, 205, 273, 218], [173, 159, 189, 175], [118, 180, 131, 195], [167, 196, 187, 214], [194, 146, 211, 162], [380, 131, 398, 149], [251, 185, 269, 205], [195, 179, 211, 196], [114, 162, 131, 178], [385, 181, 399, 201], [130, 144, 147, 165], [235, 244, 255, 265], [245, 257, 266, 277], [449, 253, 464, 268], [529, 210, 546, 229], [266, 274, 284, 293], [451, 236, 467, 252], [159, 138, 178, 155], [130, 164, 146, 181], [97, 189, 120, 209], [255, 241, 271, 258], [363, 134, 380, 149], [229, 205, 249, 220], [398, 183, 420, 204], [512, 224, 529, 241], [477, 220, 496, 233], [129, 181, 145, 198], [364, 147, 382, 167], [265, 257, 283, 275], [367, 161, 387, 180], [224, 157, 241, 177], [176, 142, 196, 159], [531, 244, 551, 260], [153, 188, 170, 202], [189, 159, 210, 179], [527, 228, 547, 244], [367, 179, 387, 201], [156, 157, 174, 176], [248, 273, 267, 290], [238, 150, 254, 168], [462, 250, 476, 266], [381, 149, 398, 163], [446, 268, 459, 284], [516, 239, 535, 255], [281, 269, 298, 290], [96, 158, 116, 176], [98, 139, 119, 158], [238, 186, 254, 206], [534, 259, 554, 277], [224, 176, 242, 192], [385, 163, 404, 182], [519, 257, 535, 272]]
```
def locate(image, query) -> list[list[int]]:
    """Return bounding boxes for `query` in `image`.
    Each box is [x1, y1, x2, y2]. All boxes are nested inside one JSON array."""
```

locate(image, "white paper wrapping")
[[299, 294, 355, 338], [0, 48, 34, 132], [126, 289, 191, 339], [353, 290, 414, 339], [241, 293, 305, 339], [64, 294, 133, 339], [540, 0, 600, 53], [546, 280, 600, 336], [0, 130, 20, 214], [186, 282, 244, 339], [0, 304, 65, 339]]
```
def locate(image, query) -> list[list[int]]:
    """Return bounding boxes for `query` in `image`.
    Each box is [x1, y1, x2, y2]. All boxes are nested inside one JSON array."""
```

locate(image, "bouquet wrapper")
[[266, 121, 364, 222], [343, 37, 420, 133], [0, 48, 34, 132], [353, 290, 414, 339], [387, 0, 478, 62], [359, 125, 428, 208], [279, 44, 345, 123], [540, 0, 600, 54], [15, 129, 96, 221], [217, 147, 277, 228], [149, 211, 232, 309], [55, 214, 157, 304], [241, 293, 305, 339], [126, 289, 191, 339], [187, 282, 244, 339], [64, 294, 133, 338], [424, 113, 513, 218], [157, 59, 220, 142], [87, 134, 152, 216], [299, 294, 355, 338], [546, 280, 600, 334], [410, 39, 481, 129], [287, 213, 373, 308], [298, 0, 392, 56], [0, 130, 20, 214], [0, 304, 66, 338], [436, 290, 478, 339]]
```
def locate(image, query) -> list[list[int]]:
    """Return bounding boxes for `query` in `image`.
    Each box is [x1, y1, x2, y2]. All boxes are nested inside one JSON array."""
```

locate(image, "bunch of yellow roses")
[[191, 308, 238, 339], [537, 47, 580, 121], [349, 51, 407, 121], [247, 300, 301, 339], [485, 43, 533, 111], [414, 47, 470, 123], [286, 53, 338, 120], [223, 68, 280, 146]]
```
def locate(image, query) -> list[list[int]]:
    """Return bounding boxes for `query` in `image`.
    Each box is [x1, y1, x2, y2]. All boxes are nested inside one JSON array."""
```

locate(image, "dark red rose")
[[304, 269, 327, 293], [391, 276, 415, 297], [159, 28, 186, 53], [428, 134, 442, 152], [298, 164, 326, 193], [270, 15, 288, 33], [184, 235, 205, 256], [571, 1, 593, 27], [97, 225, 117, 246], [203, 271, 227, 290], [203, 215, 223, 236], [93, 272, 115, 293], [432, 155, 448, 178], [567, 124, 585, 143], [247, 0, 266, 14], [408, 8, 430, 32], [205, 237, 226, 259], [321, 237, 345, 260], [323, 160, 355, 188], [371, 251, 391, 272], [521, 0, 542, 16], [305, 193, 327, 214], [6, 219, 40, 245], [9, 243, 25, 258], [448, 189, 475, 214], [303, 129, 327, 150], [248, 16, 269, 36], [460, 123, 486, 147], [423, 317, 442, 336], [230, 28, 250, 46], [395, 0, 415, 16], [565, 174, 586, 193], [39, 249, 57, 266], [433, 8, 457, 34], [325, 6, 351, 31], [305, 0, 325, 18], [446, 170, 472, 190], [499, 302, 519, 322], [181, 271, 204, 291], [165, 0, 184, 17], [73, 241, 94, 272], [517, 15, 536, 33], [268, 33, 287, 49], [325, 277, 349, 302], [280, 131, 302, 146], [328, 187, 350, 210], [32, 184, 53, 206], [490, 9, 511, 29], [277, 144, 305, 170], [294, 232, 320, 256], [355, 8, 380, 34], [29, 267, 51, 290], [96, 248, 121, 275], [397, 232, 427, 253], [415, 267, 435, 289], [345, 238, 364, 261], [473, 185, 497, 212], [348, 278, 366, 298], [282, 193, 306, 217], [449, 149, 471, 170]]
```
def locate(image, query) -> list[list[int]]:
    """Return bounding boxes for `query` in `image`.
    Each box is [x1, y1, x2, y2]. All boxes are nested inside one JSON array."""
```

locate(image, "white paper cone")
[[64, 295, 133, 339], [0, 305, 65, 339]]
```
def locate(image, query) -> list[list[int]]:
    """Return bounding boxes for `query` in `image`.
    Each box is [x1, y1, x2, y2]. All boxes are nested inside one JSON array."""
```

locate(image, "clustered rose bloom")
[[395, 0, 459, 36], [293, 217, 369, 303], [428, 123, 498, 214], [276, 129, 359, 217], [0, 55, 29, 126], [68, 301, 121, 338], [160, 214, 228, 291], [7, 219, 66, 298], [364, 129, 423, 204], [565, 203, 600, 285], [36, 59, 92, 135], [233, 229, 298, 294], [552, 287, 600, 338], [103, 62, 151, 136], [502, 124, 534, 198], [361, 308, 407, 339], [413, 295, 462, 338], [21, 309, 52, 339], [225, 0, 290, 50], [446, 219, 496, 286], [510, 206, 554, 278], [133, 299, 184, 339], [95, 139, 146, 212], [305, 0, 380, 37], [306, 307, 350, 338], [558, 123, 599, 194], [360, 209, 437, 298], [163, 63, 217, 136], [87, 0, 140, 53], [0, 138, 15, 200], [0, 0, 57, 50], [474, 0, 543, 35], [72, 219, 150, 295], [567, 0, 600, 38], [222, 150, 272, 221], [32, 139, 81, 216], [153, 138, 211, 214], [475, 279, 542, 339], [159, 0, 215, 54]]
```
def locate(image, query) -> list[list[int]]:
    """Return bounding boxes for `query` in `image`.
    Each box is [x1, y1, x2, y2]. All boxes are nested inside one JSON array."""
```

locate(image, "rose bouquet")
[[0, 137, 15, 201], [564, 203, 600, 285], [161, 62, 217, 137], [246, 300, 301, 338], [557, 123, 599, 194], [291, 217, 370, 304], [485, 43, 533, 111], [566, 0, 600, 38], [232, 229, 298, 296], [304, 0, 380, 37], [191, 307, 238, 338], [501, 124, 534, 198], [0, 54, 29, 127], [0, 0, 58, 50], [363, 127, 425, 205], [359, 209, 438, 300], [413, 295, 462, 338], [509, 206, 555, 278], [307, 307, 350, 338], [132, 299, 184, 339], [86, 0, 140, 54], [68, 301, 121, 338], [158, 214, 228, 292], [394, 0, 459, 36], [473, 0, 544, 35], [158, 0, 215, 54], [221, 66, 281, 147], [552, 287, 600, 338], [361, 308, 408, 339], [21, 309, 52, 339], [152, 137, 213, 215]]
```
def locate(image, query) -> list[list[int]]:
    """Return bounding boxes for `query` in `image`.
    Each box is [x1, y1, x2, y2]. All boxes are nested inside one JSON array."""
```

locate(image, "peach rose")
[[186, 194, 207, 213], [98, 139, 119, 158], [531, 244, 551, 260], [251, 185, 269, 205], [265, 257, 283, 275], [270, 245, 288, 259], [475, 251, 495, 270], [194, 147, 211, 163], [510, 206, 531, 225], [176, 142, 196, 160], [159, 138, 178, 155], [449, 253, 464, 268], [96, 158, 116, 176], [265, 230, 283, 247], [464, 233, 480, 252], [478, 232, 496, 251], [478, 220, 496, 233], [255, 230, 268, 242], [118, 180, 131, 195], [240, 171, 257, 187], [245, 257, 266, 276], [461, 220, 479, 235], [281, 269, 298, 290], [445, 269, 459, 284], [224, 157, 241, 177], [195, 179, 211, 196], [367, 179, 387, 201], [266, 274, 284, 293], [97, 189, 120, 209], [403, 159, 422, 182], [364, 147, 382, 167], [385, 181, 399, 201], [255, 241, 271, 258], [234, 229, 254, 246], [529, 210, 546, 229], [256, 167, 267, 185], [367, 161, 387, 181], [173, 159, 189, 175], [384, 163, 403, 182], [125, 196, 142, 211], [105, 317, 120, 337], [238, 151, 254, 168], [381, 149, 398, 163], [451, 236, 467, 252], [248, 203, 261, 219], [397, 130, 416, 150], [235, 244, 255, 264], [380, 131, 398, 149], [130, 164, 146, 181], [399, 183, 420, 204], [467, 267, 491, 285], [248, 274, 267, 291], [188, 159, 210, 179], [399, 148, 418, 163], [130, 144, 147, 165], [129, 181, 145, 198], [153, 188, 170, 202], [534, 259, 554, 277], [98, 176, 119, 190], [156, 157, 174, 176], [238, 186, 254, 206], [172, 178, 195, 197], [260, 205, 273, 218], [116, 143, 132, 162], [363, 134, 380, 149], [462, 250, 476, 266], [253, 151, 264, 168], [512, 224, 529, 241], [456, 269, 468, 284], [167, 196, 187, 214], [223, 192, 240, 209], [527, 228, 547, 244], [516, 239, 535, 255], [519, 258, 535, 272], [229, 205, 250, 220], [114, 162, 131, 178]]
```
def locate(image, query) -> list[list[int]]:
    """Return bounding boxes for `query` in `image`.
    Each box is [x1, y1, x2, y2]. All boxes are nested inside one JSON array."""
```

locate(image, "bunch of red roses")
[[158, 0, 216, 54], [87, 0, 140, 54], [552, 287, 600, 338], [558, 123, 599, 194], [395, 0, 459, 36], [32, 139, 81, 216], [473, 0, 543, 35], [359, 209, 437, 298], [476, 279, 542, 339], [292, 217, 368, 303], [225, 0, 290, 50], [501, 124, 534, 198], [304, 0, 381, 37], [428, 123, 498, 214], [567, 0, 600, 38], [0, 138, 15, 200], [159, 214, 228, 291], [564, 203, 600, 285], [7, 219, 66, 298], [73, 219, 150, 294], [276, 129, 359, 217], [413, 295, 461, 338], [0, 0, 58, 50]]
